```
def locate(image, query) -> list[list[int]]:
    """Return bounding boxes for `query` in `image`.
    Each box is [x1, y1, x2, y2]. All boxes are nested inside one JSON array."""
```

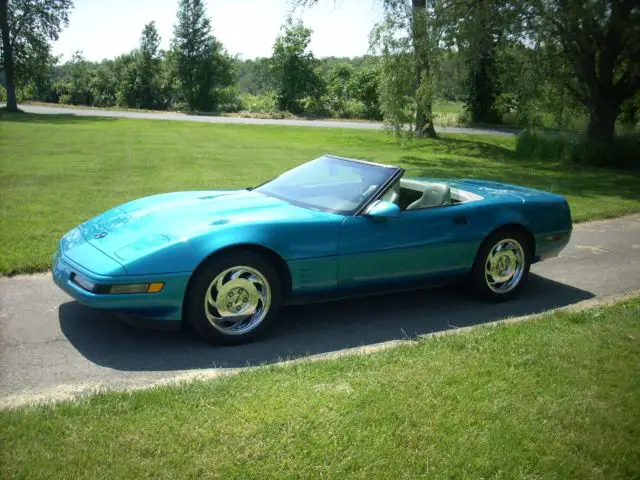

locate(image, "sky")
[[52, 0, 384, 62]]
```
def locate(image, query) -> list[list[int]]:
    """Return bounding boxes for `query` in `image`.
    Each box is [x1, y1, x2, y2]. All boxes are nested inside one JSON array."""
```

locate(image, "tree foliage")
[[0, 0, 72, 111], [171, 0, 234, 111], [371, 0, 447, 137], [270, 17, 321, 113], [237, 57, 275, 94], [348, 65, 382, 119], [9, 0, 639, 164], [528, 0, 640, 144], [136, 21, 162, 109], [456, 1, 499, 123]]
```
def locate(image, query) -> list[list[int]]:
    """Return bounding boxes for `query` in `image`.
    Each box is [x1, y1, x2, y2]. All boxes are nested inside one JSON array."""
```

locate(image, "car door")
[[337, 203, 477, 290]]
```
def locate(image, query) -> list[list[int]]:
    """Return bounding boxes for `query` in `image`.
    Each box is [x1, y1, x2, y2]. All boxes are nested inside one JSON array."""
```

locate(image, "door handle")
[[452, 215, 468, 225]]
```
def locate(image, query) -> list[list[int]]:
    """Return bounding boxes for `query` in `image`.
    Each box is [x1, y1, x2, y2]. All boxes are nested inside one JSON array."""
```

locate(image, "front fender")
[[122, 217, 343, 276]]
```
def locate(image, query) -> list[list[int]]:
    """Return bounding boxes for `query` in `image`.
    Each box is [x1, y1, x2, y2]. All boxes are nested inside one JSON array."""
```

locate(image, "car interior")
[[380, 178, 482, 211]]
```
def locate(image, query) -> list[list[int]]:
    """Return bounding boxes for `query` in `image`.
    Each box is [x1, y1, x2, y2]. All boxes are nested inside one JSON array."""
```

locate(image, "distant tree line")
[[298, 0, 639, 146], [2, 0, 639, 164]]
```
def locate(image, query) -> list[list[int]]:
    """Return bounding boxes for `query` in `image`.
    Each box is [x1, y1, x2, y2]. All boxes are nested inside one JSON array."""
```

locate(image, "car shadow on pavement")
[[59, 273, 594, 372]]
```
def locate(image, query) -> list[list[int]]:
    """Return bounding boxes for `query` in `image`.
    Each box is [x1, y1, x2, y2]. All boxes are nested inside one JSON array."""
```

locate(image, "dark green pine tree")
[[172, 0, 227, 111], [137, 21, 162, 109]]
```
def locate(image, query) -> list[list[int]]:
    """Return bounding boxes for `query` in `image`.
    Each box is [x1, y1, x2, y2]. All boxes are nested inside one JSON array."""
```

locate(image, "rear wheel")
[[185, 251, 282, 345], [469, 229, 531, 302]]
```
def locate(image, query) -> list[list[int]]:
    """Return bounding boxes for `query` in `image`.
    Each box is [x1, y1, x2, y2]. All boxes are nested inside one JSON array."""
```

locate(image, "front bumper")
[[52, 250, 190, 322]]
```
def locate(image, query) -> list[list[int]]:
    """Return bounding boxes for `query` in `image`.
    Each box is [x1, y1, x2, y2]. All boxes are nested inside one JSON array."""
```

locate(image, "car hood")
[[78, 190, 302, 262]]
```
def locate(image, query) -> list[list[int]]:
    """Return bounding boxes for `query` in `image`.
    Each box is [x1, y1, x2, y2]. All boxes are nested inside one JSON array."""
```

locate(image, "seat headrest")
[[425, 183, 451, 204], [406, 183, 451, 210]]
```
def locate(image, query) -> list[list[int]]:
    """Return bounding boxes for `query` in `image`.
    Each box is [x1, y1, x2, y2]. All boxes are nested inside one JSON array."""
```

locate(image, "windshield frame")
[[254, 155, 404, 216]]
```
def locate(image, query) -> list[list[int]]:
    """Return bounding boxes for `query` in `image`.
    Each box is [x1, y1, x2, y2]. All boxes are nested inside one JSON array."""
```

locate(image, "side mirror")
[[365, 200, 401, 219]]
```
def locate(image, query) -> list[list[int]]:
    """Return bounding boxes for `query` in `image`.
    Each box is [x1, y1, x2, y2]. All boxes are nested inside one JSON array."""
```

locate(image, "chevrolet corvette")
[[53, 155, 572, 344]]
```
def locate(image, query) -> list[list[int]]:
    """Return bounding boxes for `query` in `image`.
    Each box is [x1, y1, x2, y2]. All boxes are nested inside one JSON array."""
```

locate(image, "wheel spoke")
[[206, 288, 216, 307], [222, 314, 249, 326], [230, 269, 249, 280], [215, 273, 226, 292]]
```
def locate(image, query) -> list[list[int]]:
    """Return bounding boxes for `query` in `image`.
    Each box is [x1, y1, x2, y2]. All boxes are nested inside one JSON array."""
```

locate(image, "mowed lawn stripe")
[[1, 112, 639, 275]]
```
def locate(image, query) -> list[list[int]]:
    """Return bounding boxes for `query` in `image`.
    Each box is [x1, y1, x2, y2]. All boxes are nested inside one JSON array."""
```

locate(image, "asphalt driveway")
[[1, 214, 638, 407]]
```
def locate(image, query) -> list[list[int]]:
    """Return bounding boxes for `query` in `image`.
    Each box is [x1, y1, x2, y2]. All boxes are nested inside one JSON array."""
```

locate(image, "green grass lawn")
[[433, 99, 464, 114], [432, 100, 464, 126], [1, 298, 639, 479], [1, 111, 639, 275]]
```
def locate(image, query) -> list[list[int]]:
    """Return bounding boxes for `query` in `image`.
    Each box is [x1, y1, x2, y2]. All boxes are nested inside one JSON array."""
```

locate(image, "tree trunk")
[[586, 100, 618, 146], [0, 0, 18, 111], [415, 99, 436, 137], [468, 39, 500, 124], [412, 0, 436, 138]]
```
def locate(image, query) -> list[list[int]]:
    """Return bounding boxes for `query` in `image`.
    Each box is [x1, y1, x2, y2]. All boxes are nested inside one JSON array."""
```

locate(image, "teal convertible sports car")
[[53, 155, 572, 344]]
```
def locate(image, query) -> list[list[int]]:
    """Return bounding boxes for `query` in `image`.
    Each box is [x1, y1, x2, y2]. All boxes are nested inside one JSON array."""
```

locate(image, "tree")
[[323, 62, 352, 114], [113, 51, 138, 107], [348, 66, 382, 119], [55, 51, 94, 105], [90, 59, 118, 107], [301, 0, 443, 136], [440, 0, 524, 124], [530, 0, 640, 144], [171, 0, 233, 111], [270, 17, 320, 113], [0, 0, 72, 111], [237, 57, 275, 94], [370, 0, 446, 137], [136, 21, 162, 109], [410, 0, 438, 137], [457, 1, 501, 123], [326, 62, 352, 100]]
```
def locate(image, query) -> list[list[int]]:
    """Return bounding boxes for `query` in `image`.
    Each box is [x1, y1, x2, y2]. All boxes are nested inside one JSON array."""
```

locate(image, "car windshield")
[[255, 156, 398, 214]]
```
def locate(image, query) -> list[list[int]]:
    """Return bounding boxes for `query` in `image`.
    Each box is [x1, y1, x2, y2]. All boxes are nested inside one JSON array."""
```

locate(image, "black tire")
[[185, 250, 282, 345], [469, 228, 532, 302]]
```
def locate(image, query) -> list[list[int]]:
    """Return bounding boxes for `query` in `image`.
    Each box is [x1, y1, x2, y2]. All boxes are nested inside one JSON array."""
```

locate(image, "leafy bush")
[[341, 99, 368, 119], [302, 94, 369, 119], [58, 93, 73, 105], [172, 101, 190, 112], [619, 92, 640, 127], [516, 129, 639, 168], [0, 84, 6, 102], [239, 92, 278, 114], [299, 95, 331, 117], [515, 130, 575, 162], [214, 86, 242, 113]]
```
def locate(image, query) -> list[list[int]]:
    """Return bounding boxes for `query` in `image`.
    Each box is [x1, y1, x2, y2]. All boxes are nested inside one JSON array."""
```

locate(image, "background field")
[[1, 298, 639, 479], [1, 112, 639, 275]]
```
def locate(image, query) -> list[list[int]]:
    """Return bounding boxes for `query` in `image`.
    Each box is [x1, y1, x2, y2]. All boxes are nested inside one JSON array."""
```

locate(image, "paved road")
[[1, 215, 639, 407], [17, 104, 518, 136]]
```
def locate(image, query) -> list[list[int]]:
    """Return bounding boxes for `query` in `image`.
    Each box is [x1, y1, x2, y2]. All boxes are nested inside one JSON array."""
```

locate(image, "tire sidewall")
[[470, 229, 532, 302], [185, 250, 282, 345]]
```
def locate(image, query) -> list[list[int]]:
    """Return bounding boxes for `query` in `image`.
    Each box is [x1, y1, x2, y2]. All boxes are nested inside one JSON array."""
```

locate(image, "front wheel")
[[469, 229, 531, 302], [185, 251, 282, 345]]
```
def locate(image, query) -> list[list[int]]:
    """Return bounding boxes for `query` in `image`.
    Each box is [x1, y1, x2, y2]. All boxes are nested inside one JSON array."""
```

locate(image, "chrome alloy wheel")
[[204, 266, 271, 335], [484, 238, 526, 294]]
